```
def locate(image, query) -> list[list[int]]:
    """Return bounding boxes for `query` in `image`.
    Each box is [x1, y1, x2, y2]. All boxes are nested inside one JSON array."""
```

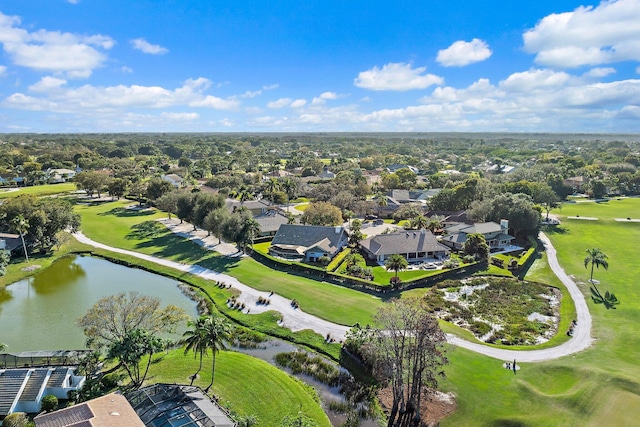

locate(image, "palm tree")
[[409, 214, 428, 230], [182, 316, 209, 386], [385, 254, 408, 279], [264, 177, 280, 201], [11, 215, 29, 262], [584, 248, 609, 289], [376, 194, 388, 218], [281, 178, 298, 211], [202, 315, 232, 393], [427, 215, 445, 234], [0, 343, 7, 352], [239, 217, 261, 252]]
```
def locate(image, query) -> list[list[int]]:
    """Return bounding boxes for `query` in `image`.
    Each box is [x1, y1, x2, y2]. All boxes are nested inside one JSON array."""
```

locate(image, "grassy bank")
[[439, 197, 640, 426], [0, 183, 77, 199], [76, 200, 383, 326], [0, 234, 93, 289], [145, 349, 331, 426]]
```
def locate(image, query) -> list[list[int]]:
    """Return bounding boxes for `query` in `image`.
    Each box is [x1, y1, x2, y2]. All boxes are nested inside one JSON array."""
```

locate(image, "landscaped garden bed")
[[423, 277, 560, 345]]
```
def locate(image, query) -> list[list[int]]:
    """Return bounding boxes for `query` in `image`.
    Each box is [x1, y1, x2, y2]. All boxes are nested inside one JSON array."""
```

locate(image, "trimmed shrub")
[[326, 248, 350, 272], [41, 394, 58, 412]]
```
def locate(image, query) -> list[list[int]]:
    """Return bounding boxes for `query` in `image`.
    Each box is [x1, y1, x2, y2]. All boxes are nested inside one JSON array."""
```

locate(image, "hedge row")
[[518, 236, 538, 267], [326, 248, 351, 272]]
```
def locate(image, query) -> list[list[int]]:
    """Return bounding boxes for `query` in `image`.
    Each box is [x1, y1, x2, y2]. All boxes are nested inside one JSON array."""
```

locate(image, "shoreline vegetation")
[[1, 134, 639, 424]]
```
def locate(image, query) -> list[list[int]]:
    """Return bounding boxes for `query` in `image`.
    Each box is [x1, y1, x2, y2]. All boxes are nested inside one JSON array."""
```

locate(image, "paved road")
[[75, 228, 593, 361]]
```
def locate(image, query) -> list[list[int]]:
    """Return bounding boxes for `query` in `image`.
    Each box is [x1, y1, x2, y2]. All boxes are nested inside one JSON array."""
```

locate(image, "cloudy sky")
[[0, 0, 639, 133]]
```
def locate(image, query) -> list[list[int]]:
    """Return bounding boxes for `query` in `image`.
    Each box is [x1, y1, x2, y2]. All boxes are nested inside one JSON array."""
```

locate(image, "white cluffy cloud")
[[436, 38, 492, 67], [267, 97, 306, 109], [312, 91, 345, 105], [4, 77, 240, 112], [524, 0, 640, 67], [241, 84, 279, 98], [0, 11, 114, 78], [130, 38, 168, 55], [0, 65, 7, 77], [354, 62, 443, 91]]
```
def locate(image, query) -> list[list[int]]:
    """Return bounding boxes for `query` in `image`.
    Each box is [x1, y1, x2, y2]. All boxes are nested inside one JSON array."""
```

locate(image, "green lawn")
[[76, 200, 383, 327], [74, 198, 640, 426], [0, 183, 77, 198], [145, 349, 331, 426], [438, 197, 640, 426], [0, 232, 93, 290]]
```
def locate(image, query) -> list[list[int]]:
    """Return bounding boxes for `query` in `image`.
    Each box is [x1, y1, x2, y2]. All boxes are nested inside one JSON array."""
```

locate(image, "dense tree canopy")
[[300, 201, 343, 226], [0, 195, 80, 253]]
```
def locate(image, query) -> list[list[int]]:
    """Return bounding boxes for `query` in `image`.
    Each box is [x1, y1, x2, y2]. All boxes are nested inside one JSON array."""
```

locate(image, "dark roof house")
[[254, 209, 291, 236], [269, 224, 348, 262], [360, 230, 450, 263], [441, 220, 514, 250]]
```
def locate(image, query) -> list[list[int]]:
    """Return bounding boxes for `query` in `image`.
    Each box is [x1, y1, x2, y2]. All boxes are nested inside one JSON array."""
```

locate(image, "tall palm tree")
[[409, 214, 428, 230], [239, 217, 261, 252], [584, 248, 609, 290], [11, 215, 29, 262], [385, 254, 408, 279], [202, 315, 232, 393], [281, 177, 298, 211], [182, 316, 209, 386], [264, 177, 280, 201], [376, 194, 388, 218]]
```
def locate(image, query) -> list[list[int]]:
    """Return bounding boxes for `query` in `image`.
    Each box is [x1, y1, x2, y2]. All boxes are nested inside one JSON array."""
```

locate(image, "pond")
[[0, 255, 198, 352]]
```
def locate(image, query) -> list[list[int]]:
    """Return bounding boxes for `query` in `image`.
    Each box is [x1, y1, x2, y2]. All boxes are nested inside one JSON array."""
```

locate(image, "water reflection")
[[0, 255, 197, 352], [30, 256, 86, 295]]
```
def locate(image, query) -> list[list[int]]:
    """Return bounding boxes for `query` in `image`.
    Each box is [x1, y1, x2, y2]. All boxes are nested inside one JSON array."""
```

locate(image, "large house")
[[46, 168, 77, 184], [441, 220, 514, 251], [254, 209, 291, 237], [225, 198, 275, 216], [269, 224, 348, 262], [0, 367, 85, 420], [161, 174, 185, 188], [360, 229, 450, 264], [0, 233, 23, 254]]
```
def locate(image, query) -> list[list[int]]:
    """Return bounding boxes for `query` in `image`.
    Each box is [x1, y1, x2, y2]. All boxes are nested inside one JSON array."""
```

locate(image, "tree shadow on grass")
[[590, 285, 620, 309], [542, 225, 569, 235], [98, 207, 156, 218], [127, 224, 240, 272], [126, 221, 168, 240]]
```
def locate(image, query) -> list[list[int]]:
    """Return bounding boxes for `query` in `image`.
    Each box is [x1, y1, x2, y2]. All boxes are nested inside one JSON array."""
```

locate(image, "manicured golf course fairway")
[[71, 197, 640, 426]]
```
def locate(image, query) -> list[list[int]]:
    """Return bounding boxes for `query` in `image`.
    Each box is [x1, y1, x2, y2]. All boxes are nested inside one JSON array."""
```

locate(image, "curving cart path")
[[74, 230, 593, 362], [447, 232, 593, 362]]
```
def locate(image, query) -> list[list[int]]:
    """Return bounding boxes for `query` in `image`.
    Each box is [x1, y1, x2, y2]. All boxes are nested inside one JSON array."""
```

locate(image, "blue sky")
[[0, 0, 639, 133]]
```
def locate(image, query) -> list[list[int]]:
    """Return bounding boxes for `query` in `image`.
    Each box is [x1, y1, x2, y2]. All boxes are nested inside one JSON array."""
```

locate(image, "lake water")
[[0, 255, 198, 352]]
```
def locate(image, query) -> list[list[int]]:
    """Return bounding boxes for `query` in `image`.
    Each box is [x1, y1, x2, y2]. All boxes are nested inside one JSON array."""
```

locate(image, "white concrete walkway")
[[73, 231, 350, 341], [447, 232, 593, 362], [75, 224, 593, 362]]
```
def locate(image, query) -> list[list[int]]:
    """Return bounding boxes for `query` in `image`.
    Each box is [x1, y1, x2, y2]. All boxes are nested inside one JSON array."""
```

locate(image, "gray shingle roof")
[[445, 222, 502, 235], [360, 230, 450, 256], [271, 224, 347, 254], [35, 403, 94, 427], [254, 210, 290, 234]]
